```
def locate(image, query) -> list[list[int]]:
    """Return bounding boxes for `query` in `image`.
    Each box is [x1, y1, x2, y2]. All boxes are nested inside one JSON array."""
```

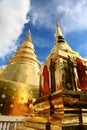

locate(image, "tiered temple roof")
[[8, 29, 40, 66]]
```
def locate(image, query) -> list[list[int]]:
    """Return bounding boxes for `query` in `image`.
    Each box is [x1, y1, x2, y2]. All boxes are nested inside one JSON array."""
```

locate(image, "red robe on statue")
[[43, 65, 50, 95], [76, 58, 87, 90]]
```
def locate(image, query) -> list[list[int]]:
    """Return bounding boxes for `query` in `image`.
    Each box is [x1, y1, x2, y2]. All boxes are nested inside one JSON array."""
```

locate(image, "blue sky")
[[0, 0, 87, 67]]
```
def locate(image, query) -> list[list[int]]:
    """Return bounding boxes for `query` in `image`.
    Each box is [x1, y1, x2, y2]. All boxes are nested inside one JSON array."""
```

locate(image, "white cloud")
[[57, 0, 87, 33], [30, 0, 57, 30], [30, 0, 87, 34], [0, 0, 30, 59]]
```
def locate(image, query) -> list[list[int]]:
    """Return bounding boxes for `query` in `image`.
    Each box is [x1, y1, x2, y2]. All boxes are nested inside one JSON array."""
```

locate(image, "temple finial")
[[55, 21, 65, 44], [56, 20, 59, 37], [56, 20, 58, 27], [28, 29, 31, 38], [55, 20, 59, 43], [25, 28, 32, 42]]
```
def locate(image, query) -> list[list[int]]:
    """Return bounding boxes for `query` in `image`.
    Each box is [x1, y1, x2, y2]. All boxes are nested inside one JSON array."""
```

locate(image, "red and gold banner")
[[43, 66, 50, 95], [76, 58, 87, 90]]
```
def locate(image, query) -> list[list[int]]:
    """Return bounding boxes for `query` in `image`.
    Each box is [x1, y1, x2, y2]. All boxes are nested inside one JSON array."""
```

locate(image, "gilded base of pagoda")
[[0, 79, 32, 116], [16, 116, 62, 130]]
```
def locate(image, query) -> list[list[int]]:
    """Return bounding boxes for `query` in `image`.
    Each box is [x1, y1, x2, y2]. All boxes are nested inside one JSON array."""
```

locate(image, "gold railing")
[[0, 120, 24, 130]]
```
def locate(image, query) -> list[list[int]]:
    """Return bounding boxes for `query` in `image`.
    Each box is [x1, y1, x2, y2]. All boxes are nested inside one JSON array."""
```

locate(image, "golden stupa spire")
[[25, 28, 32, 42], [55, 21, 65, 45], [8, 27, 40, 66], [56, 21, 58, 37]]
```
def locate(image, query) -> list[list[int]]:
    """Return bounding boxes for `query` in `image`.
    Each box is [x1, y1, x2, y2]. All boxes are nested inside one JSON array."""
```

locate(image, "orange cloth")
[[43, 66, 50, 95], [76, 58, 87, 90]]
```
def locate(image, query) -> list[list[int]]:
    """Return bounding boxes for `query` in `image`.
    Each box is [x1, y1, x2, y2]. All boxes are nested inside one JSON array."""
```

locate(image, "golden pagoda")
[[0, 22, 87, 130], [0, 29, 41, 115], [15, 23, 87, 130]]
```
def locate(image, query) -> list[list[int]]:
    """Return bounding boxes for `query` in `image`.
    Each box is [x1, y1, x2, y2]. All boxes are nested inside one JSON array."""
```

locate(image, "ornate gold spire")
[[8, 28, 40, 66], [55, 22, 58, 43], [56, 21, 58, 37], [55, 21, 65, 45], [25, 29, 32, 42]]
